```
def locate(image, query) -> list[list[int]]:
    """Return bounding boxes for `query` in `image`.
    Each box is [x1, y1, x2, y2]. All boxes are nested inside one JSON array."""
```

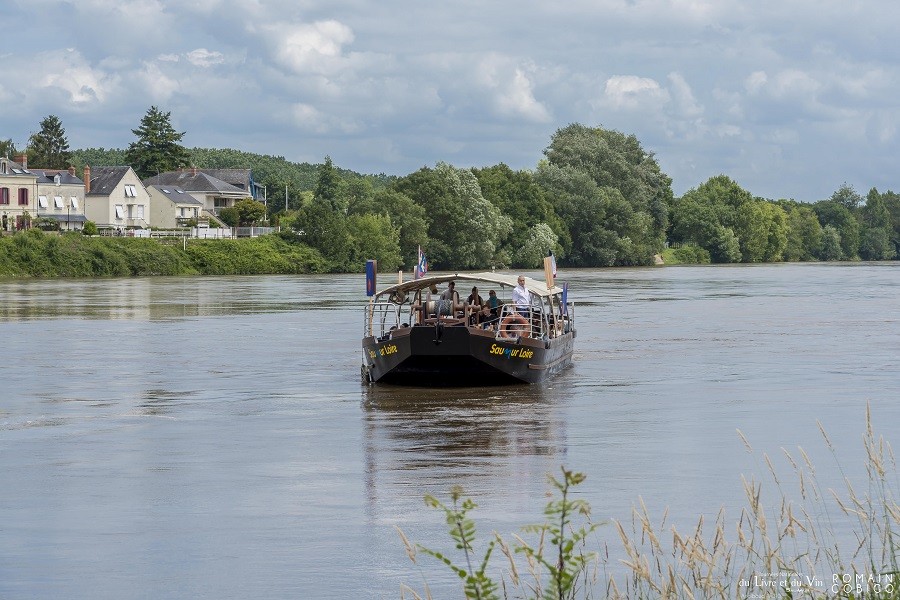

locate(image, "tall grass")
[[400, 405, 899, 599]]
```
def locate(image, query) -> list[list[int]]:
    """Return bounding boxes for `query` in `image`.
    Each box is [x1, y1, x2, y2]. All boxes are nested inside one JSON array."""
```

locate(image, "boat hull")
[[362, 324, 574, 386]]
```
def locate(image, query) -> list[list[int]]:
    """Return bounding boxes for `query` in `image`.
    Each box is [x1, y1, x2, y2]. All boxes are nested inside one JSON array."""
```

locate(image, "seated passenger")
[[487, 289, 500, 317]]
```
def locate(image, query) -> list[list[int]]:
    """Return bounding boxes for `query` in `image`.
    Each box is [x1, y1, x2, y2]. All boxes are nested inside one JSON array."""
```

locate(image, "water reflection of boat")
[[361, 383, 568, 507], [361, 273, 576, 386]]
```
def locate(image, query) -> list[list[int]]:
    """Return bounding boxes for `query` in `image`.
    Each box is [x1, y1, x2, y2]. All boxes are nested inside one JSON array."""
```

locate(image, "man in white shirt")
[[512, 275, 531, 315]]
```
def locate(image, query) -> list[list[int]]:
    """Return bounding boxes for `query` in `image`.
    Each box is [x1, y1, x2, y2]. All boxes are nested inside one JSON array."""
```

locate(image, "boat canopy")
[[374, 272, 564, 301]]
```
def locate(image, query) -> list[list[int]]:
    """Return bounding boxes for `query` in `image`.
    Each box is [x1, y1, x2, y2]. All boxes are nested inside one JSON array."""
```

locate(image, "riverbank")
[[0, 229, 328, 277]]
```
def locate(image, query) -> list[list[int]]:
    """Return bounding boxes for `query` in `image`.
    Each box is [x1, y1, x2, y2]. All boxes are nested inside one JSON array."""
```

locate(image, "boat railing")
[[365, 301, 402, 339], [494, 304, 546, 340]]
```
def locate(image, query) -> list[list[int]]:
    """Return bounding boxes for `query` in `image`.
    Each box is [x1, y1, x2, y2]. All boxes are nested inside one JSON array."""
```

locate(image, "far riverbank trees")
[[23, 111, 900, 272]]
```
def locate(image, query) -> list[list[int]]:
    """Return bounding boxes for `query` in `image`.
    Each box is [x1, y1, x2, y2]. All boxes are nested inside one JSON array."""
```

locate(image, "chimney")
[[191, 166, 198, 176], [16, 154, 27, 169], [68, 165, 75, 176], [84, 165, 91, 193]]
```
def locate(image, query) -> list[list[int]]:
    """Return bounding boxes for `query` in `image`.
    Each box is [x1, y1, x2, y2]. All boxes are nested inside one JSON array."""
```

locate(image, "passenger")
[[466, 286, 483, 307], [512, 275, 532, 315], [438, 281, 457, 316], [440, 281, 456, 301], [487, 290, 500, 317]]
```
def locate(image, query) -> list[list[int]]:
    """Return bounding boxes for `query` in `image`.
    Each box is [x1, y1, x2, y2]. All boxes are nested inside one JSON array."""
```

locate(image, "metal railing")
[[365, 302, 402, 339]]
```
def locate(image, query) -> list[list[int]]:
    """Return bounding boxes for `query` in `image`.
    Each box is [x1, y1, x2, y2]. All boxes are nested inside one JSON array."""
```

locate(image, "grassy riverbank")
[[0, 230, 328, 277]]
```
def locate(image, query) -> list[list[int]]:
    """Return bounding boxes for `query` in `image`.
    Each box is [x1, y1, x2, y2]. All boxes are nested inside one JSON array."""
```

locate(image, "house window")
[[214, 198, 228, 208], [0, 162, 6, 175], [70, 197, 79, 210], [124, 184, 137, 197], [39, 195, 48, 208], [136, 205, 144, 219], [18, 188, 28, 205], [54, 196, 64, 208], [115, 205, 124, 219], [0, 188, 8, 205]]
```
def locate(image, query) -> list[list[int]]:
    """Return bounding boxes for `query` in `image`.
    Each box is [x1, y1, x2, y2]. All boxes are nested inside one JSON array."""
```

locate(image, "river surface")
[[1, 263, 898, 599]]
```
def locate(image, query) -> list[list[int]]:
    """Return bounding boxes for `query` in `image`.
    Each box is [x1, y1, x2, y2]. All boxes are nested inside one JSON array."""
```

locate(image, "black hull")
[[362, 324, 574, 386]]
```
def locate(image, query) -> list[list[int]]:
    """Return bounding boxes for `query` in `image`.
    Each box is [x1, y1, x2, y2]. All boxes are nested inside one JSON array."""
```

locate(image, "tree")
[[346, 213, 402, 272], [0, 139, 19, 159], [219, 198, 266, 227], [782, 203, 822, 261], [294, 201, 353, 271], [814, 200, 859, 259], [394, 163, 511, 269], [516, 223, 559, 268], [536, 162, 633, 267], [858, 188, 896, 260], [819, 225, 843, 261], [28, 115, 72, 168], [830, 183, 863, 211], [669, 175, 753, 263], [543, 123, 673, 245], [348, 188, 429, 269], [472, 164, 565, 264], [125, 106, 190, 179], [315, 156, 341, 211]]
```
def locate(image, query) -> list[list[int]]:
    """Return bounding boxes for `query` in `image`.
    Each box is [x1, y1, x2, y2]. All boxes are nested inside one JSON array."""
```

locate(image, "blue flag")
[[561, 281, 568, 316], [365, 260, 377, 296]]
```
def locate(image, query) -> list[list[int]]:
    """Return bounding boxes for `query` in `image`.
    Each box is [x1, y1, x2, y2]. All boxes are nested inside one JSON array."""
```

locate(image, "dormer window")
[[124, 184, 137, 197], [0, 160, 7, 175]]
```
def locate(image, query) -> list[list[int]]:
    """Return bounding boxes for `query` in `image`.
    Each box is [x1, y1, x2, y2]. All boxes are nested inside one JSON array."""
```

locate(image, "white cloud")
[[135, 62, 180, 103], [475, 57, 551, 122], [603, 75, 670, 110], [267, 20, 355, 74], [745, 71, 767, 94], [37, 49, 117, 104], [668, 72, 703, 117], [186, 49, 225, 68]]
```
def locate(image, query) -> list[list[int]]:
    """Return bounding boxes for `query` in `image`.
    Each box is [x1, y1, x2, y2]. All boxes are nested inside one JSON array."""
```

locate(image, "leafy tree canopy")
[[394, 163, 512, 270], [29, 115, 72, 169], [125, 106, 191, 179]]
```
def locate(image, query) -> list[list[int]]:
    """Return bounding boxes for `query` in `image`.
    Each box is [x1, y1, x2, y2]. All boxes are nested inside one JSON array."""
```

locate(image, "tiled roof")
[[32, 169, 83, 185], [147, 184, 203, 205], [87, 166, 131, 195], [144, 171, 246, 195], [199, 169, 251, 189]]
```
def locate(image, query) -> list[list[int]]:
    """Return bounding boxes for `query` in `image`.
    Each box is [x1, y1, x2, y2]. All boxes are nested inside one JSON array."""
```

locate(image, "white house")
[[83, 165, 151, 231], [33, 166, 87, 231], [147, 184, 204, 229]]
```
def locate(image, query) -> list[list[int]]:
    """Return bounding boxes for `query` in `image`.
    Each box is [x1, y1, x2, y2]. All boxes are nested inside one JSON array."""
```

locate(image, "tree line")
[[4, 111, 899, 272]]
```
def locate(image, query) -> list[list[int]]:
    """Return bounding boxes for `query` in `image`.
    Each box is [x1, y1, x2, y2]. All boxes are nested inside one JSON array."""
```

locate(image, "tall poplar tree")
[[29, 115, 72, 168], [125, 106, 190, 179]]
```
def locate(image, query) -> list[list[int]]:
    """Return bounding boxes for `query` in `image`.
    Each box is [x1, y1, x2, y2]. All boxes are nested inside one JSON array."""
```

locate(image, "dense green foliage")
[[125, 106, 191, 179], [28, 115, 72, 169], [0, 230, 328, 277], [668, 176, 899, 263], [218, 198, 267, 227], [23, 110, 900, 273]]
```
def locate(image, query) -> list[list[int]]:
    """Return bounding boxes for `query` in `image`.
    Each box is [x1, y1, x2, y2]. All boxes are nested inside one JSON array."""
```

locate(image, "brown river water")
[[1, 263, 898, 598]]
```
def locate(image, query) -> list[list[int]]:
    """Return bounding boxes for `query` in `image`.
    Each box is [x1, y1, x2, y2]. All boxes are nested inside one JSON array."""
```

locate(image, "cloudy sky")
[[3, 0, 899, 201]]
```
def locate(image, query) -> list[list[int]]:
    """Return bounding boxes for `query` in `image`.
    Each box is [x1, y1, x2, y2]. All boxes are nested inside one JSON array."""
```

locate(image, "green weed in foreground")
[[398, 468, 602, 600], [400, 406, 899, 599]]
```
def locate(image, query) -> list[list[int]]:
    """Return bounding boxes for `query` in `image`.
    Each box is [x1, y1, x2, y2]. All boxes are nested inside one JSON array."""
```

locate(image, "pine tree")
[[29, 115, 72, 168], [314, 156, 341, 210], [125, 106, 191, 179]]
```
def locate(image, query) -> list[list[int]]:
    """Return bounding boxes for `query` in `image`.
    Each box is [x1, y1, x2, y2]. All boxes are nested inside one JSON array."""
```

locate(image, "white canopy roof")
[[374, 271, 563, 300]]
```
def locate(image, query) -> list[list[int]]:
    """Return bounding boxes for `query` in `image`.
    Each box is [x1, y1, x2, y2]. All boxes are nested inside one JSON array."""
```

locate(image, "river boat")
[[361, 272, 575, 385]]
